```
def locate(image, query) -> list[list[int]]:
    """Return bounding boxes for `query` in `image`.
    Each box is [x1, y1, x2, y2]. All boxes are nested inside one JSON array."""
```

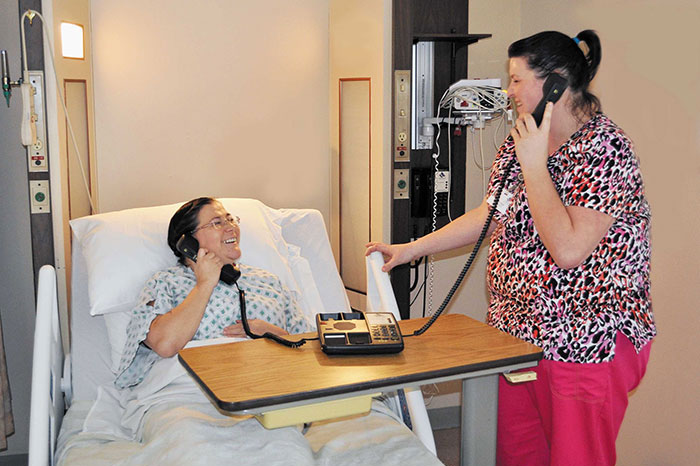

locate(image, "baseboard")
[[428, 405, 461, 430], [0, 454, 29, 466]]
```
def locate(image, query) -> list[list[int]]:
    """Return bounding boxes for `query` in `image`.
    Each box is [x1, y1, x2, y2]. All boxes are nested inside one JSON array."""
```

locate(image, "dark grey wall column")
[[0, 0, 38, 457]]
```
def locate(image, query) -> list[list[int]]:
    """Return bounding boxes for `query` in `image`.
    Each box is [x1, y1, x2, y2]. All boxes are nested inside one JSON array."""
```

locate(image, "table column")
[[461, 374, 499, 466]]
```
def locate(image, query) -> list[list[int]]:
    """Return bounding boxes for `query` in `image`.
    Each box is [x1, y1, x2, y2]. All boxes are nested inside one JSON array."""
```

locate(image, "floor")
[[433, 427, 461, 466]]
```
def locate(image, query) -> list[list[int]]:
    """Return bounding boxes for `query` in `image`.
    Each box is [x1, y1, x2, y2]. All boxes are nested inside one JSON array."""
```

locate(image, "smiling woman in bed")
[[115, 197, 313, 388]]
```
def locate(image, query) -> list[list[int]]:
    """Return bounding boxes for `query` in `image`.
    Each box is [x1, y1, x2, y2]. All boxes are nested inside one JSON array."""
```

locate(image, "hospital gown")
[[115, 263, 312, 388]]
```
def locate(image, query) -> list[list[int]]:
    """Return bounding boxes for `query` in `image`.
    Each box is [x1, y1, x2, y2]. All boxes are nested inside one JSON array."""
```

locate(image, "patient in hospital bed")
[[56, 197, 443, 466], [116, 197, 312, 388]]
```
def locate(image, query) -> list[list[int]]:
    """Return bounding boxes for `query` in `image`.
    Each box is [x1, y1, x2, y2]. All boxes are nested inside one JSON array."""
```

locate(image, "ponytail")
[[573, 30, 601, 83]]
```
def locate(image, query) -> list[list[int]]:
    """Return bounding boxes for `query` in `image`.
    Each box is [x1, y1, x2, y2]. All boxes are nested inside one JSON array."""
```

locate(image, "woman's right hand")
[[191, 248, 223, 290], [146, 248, 223, 358], [365, 241, 416, 272]]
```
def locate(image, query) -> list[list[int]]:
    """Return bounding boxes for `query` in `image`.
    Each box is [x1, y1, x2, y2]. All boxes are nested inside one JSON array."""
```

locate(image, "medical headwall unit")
[[390, 0, 491, 317]]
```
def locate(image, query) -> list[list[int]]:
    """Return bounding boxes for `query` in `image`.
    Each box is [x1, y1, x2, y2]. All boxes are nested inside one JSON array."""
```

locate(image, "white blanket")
[[56, 347, 443, 466]]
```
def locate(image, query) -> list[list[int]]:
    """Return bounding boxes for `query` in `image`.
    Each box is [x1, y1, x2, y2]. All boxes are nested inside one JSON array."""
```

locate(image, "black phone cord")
[[236, 285, 314, 348], [411, 154, 517, 336]]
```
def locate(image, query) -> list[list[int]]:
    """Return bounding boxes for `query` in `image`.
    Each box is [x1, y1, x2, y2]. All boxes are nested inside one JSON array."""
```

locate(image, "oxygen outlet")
[[29, 180, 50, 213], [393, 169, 409, 200]]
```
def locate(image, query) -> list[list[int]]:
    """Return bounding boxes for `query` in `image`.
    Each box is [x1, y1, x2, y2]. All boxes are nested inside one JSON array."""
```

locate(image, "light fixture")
[[60, 22, 84, 59]]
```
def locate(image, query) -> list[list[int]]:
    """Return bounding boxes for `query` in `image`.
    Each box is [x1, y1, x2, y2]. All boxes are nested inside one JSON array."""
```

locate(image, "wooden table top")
[[178, 313, 542, 412]]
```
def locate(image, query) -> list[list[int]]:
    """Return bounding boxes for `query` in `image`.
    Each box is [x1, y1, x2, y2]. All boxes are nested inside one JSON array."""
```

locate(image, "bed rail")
[[366, 252, 436, 454], [28, 265, 68, 466]]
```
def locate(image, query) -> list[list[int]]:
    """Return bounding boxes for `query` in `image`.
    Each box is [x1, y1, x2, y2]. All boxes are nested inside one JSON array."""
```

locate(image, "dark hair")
[[167, 197, 216, 265], [508, 30, 602, 119]]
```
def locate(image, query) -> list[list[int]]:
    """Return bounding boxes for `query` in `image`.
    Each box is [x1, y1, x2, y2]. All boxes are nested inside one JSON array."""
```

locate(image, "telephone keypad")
[[371, 324, 400, 342]]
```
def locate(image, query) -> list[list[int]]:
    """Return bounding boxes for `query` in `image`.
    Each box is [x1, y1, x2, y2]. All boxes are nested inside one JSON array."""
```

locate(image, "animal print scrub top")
[[485, 113, 656, 363], [115, 263, 312, 388]]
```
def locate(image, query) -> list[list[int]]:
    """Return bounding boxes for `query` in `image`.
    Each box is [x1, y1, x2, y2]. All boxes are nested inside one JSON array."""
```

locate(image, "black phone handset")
[[531, 73, 568, 126], [175, 234, 240, 285], [176, 234, 309, 348], [411, 73, 568, 336]]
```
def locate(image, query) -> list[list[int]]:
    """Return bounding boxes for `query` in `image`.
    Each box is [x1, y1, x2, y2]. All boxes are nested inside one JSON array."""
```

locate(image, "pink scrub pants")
[[496, 332, 652, 466]]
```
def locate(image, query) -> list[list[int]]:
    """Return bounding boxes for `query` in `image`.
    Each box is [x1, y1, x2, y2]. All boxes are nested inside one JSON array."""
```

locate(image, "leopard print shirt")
[[485, 113, 656, 363]]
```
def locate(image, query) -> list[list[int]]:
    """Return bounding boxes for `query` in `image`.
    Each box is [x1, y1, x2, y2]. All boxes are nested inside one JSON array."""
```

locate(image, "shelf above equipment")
[[413, 33, 492, 44]]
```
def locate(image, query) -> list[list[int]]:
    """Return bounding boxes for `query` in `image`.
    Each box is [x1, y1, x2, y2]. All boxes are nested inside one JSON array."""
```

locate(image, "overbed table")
[[179, 313, 543, 466]]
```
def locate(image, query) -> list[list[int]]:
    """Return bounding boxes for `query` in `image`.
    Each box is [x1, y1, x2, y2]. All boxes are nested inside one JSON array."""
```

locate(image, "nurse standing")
[[367, 30, 655, 465]]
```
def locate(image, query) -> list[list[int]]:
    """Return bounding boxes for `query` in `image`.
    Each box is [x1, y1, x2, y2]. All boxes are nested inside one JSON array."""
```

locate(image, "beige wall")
[[329, 0, 392, 307], [518, 2, 700, 463], [90, 0, 330, 216], [40, 0, 98, 355]]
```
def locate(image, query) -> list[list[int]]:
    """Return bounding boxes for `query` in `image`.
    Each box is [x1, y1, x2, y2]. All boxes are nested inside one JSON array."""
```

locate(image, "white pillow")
[[271, 208, 350, 314], [70, 198, 323, 371], [70, 203, 179, 316]]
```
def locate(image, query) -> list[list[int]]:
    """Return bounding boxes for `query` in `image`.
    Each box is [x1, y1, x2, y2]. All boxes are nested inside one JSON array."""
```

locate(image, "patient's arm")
[[144, 249, 221, 358]]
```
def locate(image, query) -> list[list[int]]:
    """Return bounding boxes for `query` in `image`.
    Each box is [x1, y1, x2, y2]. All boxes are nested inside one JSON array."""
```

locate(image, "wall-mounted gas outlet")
[[393, 169, 409, 200], [29, 180, 50, 214], [27, 71, 47, 172], [394, 70, 410, 162]]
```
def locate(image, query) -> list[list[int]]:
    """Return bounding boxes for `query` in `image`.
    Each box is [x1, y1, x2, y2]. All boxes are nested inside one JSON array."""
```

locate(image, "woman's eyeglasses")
[[191, 215, 241, 234]]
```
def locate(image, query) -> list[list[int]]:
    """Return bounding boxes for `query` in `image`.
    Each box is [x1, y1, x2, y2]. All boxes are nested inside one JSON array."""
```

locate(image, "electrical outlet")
[[27, 71, 47, 172], [394, 70, 410, 162], [29, 180, 50, 214]]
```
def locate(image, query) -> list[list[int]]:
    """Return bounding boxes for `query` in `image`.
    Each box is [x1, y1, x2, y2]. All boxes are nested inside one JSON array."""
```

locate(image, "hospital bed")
[[28, 198, 439, 466]]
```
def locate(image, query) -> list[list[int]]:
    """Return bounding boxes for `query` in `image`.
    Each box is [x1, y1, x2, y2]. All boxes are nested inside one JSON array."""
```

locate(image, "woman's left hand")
[[223, 319, 289, 338], [510, 101, 553, 171]]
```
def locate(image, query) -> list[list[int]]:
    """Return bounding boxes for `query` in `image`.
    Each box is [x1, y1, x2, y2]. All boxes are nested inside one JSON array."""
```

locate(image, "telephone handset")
[[175, 234, 241, 285], [530, 73, 568, 126]]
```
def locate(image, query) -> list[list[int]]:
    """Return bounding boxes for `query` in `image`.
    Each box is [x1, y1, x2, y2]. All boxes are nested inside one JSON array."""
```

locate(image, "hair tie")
[[573, 37, 590, 57]]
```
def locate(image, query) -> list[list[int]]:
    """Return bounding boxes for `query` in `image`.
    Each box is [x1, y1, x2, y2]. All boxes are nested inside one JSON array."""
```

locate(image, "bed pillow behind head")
[[218, 198, 304, 300], [70, 203, 180, 316], [70, 198, 304, 317]]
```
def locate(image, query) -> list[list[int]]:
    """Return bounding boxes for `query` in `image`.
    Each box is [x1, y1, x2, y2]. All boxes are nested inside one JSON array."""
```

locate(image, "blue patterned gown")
[[115, 263, 312, 388]]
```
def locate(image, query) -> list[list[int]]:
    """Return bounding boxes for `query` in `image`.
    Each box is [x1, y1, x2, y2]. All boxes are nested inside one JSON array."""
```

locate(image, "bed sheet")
[[56, 349, 443, 466]]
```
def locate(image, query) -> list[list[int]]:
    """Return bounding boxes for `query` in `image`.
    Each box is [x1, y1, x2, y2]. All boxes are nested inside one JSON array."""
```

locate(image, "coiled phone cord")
[[236, 285, 314, 348], [410, 153, 517, 336]]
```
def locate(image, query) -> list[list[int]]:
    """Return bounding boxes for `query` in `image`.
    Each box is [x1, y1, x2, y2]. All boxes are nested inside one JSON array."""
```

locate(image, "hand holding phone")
[[510, 73, 568, 171], [176, 234, 240, 285]]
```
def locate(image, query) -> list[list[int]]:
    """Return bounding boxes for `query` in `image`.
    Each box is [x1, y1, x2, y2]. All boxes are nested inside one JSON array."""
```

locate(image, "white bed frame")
[[29, 265, 69, 466], [28, 205, 435, 465]]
